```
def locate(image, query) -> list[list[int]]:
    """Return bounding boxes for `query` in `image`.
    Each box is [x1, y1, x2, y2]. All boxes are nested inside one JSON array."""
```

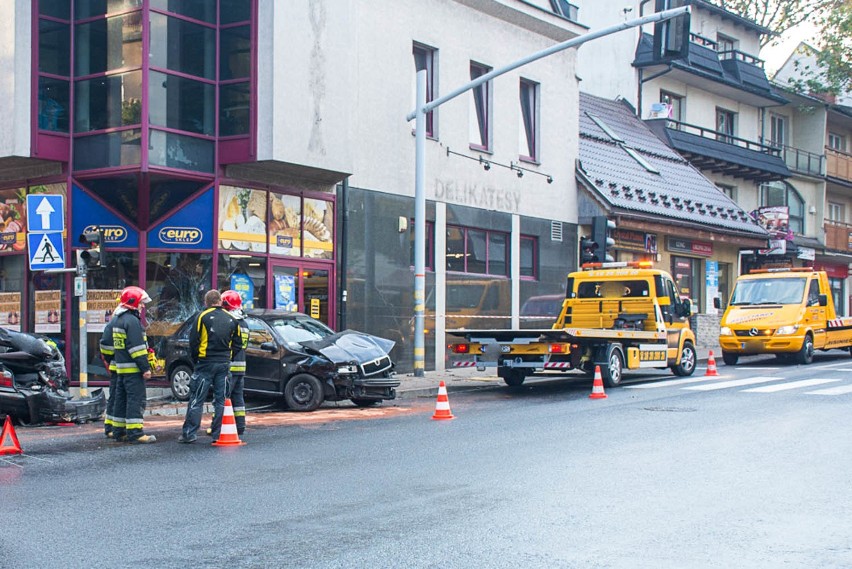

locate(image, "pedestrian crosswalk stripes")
[[625, 376, 715, 389], [806, 384, 852, 396], [741, 378, 840, 393], [683, 377, 781, 391]]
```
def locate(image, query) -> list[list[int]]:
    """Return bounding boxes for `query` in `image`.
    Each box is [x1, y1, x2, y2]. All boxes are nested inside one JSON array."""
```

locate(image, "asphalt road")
[[2, 352, 852, 569]]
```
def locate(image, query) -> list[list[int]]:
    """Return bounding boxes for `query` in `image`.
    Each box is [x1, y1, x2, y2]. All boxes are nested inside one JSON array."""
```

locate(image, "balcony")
[[782, 146, 826, 178], [827, 148, 852, 183], [646, 119, 791, 182], [824, 220, 852, 252]]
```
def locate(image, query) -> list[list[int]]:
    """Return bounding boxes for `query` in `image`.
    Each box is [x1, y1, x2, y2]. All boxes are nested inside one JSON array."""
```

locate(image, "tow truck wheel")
[[721, 352, 738, 366], [600, 346, 624, 388], [795, 334, 814, 365], [499, 368, 526, 387], [671, 341, 696, 376]]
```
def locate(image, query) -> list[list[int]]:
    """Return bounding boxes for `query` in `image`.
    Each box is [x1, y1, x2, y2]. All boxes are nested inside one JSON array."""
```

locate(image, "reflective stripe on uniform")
[[112, 420, 126, 428], [230, 362, 246, 372], [128, 344, 148, 359], [115, 362, 141, 373], [233, 407, 246, 417], [125, 419, 144, 429]]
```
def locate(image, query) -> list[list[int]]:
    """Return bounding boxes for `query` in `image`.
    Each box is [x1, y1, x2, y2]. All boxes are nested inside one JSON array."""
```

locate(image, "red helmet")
[[221, 290, 242, 310], [120, 286, 151, 309]]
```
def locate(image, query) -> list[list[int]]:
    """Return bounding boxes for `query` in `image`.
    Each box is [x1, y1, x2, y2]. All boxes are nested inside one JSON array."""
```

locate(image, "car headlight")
[[720, 327, 732, 336], [337, 364, 358, 374], [775, 325, 799, 335]]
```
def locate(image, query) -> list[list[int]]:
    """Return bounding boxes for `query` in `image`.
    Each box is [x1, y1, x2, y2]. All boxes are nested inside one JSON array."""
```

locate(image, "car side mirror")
[[713, 297, 721, 310], [260, 341, 278, 353], [818, 294, 828, 307]]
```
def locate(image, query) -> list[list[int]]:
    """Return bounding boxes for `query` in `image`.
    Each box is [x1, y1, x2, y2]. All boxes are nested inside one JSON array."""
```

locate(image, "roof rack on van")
[[749, 267, 814, 274], [581, 261, 653, 270]]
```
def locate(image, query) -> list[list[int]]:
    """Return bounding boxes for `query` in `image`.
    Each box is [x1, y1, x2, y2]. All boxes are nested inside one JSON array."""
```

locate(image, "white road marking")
[[684, 377, 782, 391], [741, 378, 840, 393], [734, 367, 779, 370], [812, 361, 852, 369], [625, 377, 720, 389], [807, 385, 852, 396]]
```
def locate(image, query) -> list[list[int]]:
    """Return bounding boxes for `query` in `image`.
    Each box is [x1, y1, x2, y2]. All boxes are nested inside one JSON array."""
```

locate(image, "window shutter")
[[550, 221, 563, 242]]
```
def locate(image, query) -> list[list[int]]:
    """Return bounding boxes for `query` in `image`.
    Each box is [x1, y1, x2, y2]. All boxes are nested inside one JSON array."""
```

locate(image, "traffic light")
[[580, 235, 599, 265], [592, 216, 616, 263], [79, 226, 106, 269], [653, 0, 691, 62]]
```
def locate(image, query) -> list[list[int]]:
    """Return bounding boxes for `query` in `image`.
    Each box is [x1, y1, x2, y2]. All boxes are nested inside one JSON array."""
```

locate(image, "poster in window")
[[230, 273, 255, 310], [302, 198, 334, 259], [86, 290, 123, 332], [269, 193, 301, 256], [0, 184, 67, 253], [35, 290, 62, 333], [274, 273, 297, 312], [218, 185, 267, 253], [0, 292, 21, 331]]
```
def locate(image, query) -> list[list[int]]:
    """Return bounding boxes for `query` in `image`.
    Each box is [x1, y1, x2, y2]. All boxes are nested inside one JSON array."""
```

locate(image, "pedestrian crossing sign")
[[27, 231, 65, 270]]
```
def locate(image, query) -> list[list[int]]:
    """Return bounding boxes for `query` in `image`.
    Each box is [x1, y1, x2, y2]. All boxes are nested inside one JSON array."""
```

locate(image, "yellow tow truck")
[[719, 268, 852, 365], [447, 262, 697, 388]]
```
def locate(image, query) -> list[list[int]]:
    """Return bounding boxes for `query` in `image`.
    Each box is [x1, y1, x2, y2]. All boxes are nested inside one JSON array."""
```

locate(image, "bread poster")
[[218, 185, 268, 253]]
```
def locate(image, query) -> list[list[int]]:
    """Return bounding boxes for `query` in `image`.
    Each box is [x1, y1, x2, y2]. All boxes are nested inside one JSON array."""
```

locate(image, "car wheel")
[[600, 346, 624, 388], [795, 334, 814, 365], [170, 364, 193, 402], [350, 398, 381, 408], [671, 341, 696, 377], [721, 351, 738, 366], [284, 374, 324, 412]]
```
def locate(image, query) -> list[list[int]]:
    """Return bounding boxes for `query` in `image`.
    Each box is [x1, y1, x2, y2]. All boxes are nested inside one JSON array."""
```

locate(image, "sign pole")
[[77, 262, 88, 398]]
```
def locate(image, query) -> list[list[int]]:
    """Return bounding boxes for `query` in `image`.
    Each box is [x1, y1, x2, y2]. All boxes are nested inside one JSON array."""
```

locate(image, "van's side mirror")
[[680, 299, 692, 317], [818, 294, 828, 307], [713, 297, 721, 310]]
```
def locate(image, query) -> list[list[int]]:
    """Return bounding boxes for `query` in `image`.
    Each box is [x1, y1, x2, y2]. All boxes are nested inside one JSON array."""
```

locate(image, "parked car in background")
[[0, 328, 105, 425], [160, 310, 398, 411], [520, 294, 566, 327]]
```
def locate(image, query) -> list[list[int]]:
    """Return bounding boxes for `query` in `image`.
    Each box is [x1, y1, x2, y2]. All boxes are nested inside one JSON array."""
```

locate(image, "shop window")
[[672, 256, 700, 313], [0, 256, 25, 332], [149, 71, 215, 136], [409, 220, 435, 271], [520, 79, 539, 161], [218, 186, 268, 254], [218, 254, 267, 310], [469, 62, 492, 151], [150, 12, 216, 80], [74, 71, 143, 132], [302, 198, 334, 259], [446, 225, 508, 276], [267, 193, 334, 259], [413, 42, 437, 137], [145, 253, 212, 340], [74, 13, 143, 76], [520, 235, 537, 279]]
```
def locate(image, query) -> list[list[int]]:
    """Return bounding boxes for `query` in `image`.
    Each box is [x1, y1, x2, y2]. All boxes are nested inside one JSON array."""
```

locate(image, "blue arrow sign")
[[26, 194, 65, 233], [27, 232, 66, 270]]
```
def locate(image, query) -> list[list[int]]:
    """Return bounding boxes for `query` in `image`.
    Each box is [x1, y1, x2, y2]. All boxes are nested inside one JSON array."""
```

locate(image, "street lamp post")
[[407, 6, 692, 376]]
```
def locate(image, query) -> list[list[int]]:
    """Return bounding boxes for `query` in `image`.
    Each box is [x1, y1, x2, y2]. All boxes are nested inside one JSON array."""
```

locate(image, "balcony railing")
[[718, 49, 764, 68], [826, 147, 852, 182], [689, 33, 717, 49], [781, 145, 826, 177], [824, 220, 852, 252], [666, 120, 781, 155]]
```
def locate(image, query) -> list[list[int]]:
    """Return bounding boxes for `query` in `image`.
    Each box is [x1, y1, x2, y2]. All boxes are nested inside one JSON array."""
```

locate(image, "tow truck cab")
[[718, 268, 852, 365]]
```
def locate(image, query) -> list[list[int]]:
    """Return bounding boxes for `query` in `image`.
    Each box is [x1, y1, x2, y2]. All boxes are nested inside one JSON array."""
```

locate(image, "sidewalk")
[[142, 345, 718, 417]]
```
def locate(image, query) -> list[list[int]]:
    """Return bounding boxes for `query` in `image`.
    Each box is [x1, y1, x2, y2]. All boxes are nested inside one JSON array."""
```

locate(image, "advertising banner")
[[34, 290, 61, 333], [274, 274, 297, 312], [86, 290, 122, 333], [219, 186, 267, 253], [230, 274, 255, 310], [0, 292, 21, 331]]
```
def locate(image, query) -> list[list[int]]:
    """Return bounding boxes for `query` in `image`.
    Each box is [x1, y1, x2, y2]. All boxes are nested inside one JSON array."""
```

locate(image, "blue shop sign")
[[148, 189, 214, 250], [71, 185, 139, 248]]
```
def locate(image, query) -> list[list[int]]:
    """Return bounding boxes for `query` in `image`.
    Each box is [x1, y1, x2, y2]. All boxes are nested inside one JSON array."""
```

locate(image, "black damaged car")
[[160, 310, 398, 411], [0, 328, 105, 425]]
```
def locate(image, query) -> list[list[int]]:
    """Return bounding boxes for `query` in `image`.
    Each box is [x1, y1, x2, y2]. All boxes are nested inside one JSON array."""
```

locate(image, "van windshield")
[[730, 278, 806, 306]]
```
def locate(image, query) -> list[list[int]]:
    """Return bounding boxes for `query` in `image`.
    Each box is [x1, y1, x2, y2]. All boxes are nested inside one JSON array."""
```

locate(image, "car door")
[[243, 317, 282, 395], [805, 278, 827, 348]]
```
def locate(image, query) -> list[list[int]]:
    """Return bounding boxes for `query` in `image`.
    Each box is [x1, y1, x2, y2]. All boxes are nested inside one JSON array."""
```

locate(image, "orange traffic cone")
[[431, 380, 455, 420], [0, 415, 22, 456], [212, 399, 246, 446], [589, 365, 607, 399], [705, 350, 720, 377]]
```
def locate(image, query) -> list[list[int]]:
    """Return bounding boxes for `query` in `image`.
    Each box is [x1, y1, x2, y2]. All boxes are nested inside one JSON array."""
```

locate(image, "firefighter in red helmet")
[[221, 290, 249, 435], [111, 286, 156, 444]]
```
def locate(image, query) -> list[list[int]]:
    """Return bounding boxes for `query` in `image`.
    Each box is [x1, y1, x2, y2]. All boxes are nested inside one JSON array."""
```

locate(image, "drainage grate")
[[643, 406, 697, 413]]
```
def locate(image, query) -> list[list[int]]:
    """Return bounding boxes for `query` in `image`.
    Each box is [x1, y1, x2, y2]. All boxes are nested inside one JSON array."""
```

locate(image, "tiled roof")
[[577, 93, 767, 237]]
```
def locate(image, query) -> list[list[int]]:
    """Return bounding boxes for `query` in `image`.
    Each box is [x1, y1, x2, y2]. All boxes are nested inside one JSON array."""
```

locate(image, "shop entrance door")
[[270, 261, 334, 328]]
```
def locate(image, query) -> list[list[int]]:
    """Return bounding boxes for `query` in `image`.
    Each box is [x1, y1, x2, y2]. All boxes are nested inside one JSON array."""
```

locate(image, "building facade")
[[0, 0, 585, 379]]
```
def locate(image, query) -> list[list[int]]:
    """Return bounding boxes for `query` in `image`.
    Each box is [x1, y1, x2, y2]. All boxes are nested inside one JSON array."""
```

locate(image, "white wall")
[[0, 0, 32, 159]]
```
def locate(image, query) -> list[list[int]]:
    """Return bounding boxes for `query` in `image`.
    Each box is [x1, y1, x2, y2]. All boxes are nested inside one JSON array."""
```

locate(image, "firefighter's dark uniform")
[[98, 316, 118, 437], [111, 309, 153, 442], [229, 312, 250, 434], [181, 306, 241, 442]]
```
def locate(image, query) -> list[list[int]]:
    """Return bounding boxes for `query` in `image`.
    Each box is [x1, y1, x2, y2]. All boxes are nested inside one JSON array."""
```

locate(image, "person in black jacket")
[[179, 289, 242, 443], [111, 286, 156, 444], [99, 310, 118, 438]]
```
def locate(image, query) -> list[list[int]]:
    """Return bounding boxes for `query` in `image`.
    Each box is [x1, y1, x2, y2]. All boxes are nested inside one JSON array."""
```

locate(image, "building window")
[[74, 13, 143, 77], [74, 71, 143, 132], [716, 34, 737, 55], [828, 202, 845, 222], [716, 183, 736, 201], [37, 6, 71, 133], [150, 12, 216, 80], [469, 62, 492, 151], [716, 108, 736, 143], [660, 90, 683, 125], [446, 225, 508, 276], [760, 181, 805, 234], [149, 71, 215, 136], [519, 79, 539, 161], [769, 114, 786, 147], [219, 18, 252, 137], [520, 236, 538, 279], [409, 220, 435, 271], [413, 43, 437, 138], [829, 132, 847, 152], [549, 0, 577, 20]]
